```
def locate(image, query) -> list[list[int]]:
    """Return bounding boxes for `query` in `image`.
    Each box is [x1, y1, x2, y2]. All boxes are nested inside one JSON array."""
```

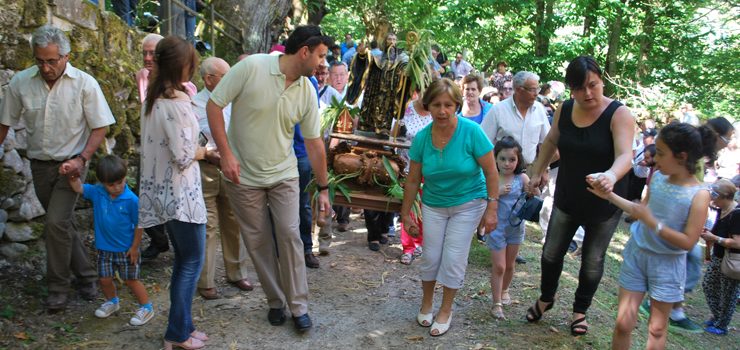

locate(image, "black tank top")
[[554, 99, 627, 222]]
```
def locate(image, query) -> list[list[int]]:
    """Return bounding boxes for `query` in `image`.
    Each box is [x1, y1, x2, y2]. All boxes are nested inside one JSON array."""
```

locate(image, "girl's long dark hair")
[[658, 122, 717, 174], [144, 36, 198, 116]]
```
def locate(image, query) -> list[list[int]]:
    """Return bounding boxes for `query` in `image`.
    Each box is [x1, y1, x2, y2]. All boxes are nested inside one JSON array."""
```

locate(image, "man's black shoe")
[[293, 313, 312, 332], [515, 255, 527, 264], [268, 307, 286, 326], [142, 244, 167, 260], [305, 253, 320, 268]]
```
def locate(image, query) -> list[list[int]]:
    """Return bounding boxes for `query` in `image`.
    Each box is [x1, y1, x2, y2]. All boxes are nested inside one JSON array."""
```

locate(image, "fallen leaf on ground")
[[549, 326, 559, 333], [405, 335, 424, 341], [14, 332, 28, 340]]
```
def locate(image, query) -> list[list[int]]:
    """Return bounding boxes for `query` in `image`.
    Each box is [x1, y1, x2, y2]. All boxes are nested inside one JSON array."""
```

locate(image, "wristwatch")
[[485, 197, 498, 203], [718, 237, 725, 246], [73, 154, 88, 166], [317, 184, 330, 191]]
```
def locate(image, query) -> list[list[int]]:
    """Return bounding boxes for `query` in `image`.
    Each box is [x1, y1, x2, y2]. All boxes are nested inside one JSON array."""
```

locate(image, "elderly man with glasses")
[[481, 71, 550, 167], [0, 25, 115, 312]]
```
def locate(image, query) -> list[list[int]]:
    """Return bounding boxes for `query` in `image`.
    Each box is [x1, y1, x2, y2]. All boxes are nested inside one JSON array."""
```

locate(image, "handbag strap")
[[508, 193, 526, 227]]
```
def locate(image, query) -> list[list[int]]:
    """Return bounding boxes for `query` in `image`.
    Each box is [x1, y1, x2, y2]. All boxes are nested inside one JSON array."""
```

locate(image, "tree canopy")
[[312, 0, 739, 121]]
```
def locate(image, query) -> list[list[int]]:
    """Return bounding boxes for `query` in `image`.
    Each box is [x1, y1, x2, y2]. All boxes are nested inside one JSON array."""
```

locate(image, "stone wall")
[[0, 0, 144, 260]]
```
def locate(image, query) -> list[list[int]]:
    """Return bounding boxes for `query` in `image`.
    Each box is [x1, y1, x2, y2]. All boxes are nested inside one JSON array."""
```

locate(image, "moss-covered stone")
[[0, 168, 26, 198], [21, 0, 47, 28]]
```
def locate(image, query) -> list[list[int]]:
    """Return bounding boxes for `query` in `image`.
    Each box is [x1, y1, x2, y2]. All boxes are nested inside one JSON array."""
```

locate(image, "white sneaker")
[[129, 306, 154, 326], [94, 301, 120, 318]]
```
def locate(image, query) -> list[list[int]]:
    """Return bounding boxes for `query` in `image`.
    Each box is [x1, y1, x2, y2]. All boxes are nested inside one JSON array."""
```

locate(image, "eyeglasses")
[[143, 50, 156, 57], [710, 189, 720, 200], [520, 86, 538, 94], [720, 135, 731, 144], [35, 55, 65, 67], [502, 87, 514, 91], [206, 73, 225, 78]]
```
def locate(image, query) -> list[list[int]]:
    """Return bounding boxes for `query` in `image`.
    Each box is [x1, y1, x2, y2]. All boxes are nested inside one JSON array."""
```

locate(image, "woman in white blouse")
[[139, 36, 208, 350]]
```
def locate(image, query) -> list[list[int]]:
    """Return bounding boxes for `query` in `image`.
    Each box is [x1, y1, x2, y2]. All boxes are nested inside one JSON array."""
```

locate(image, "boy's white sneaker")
[[129, 306, 154, 326], [94, 301, 120, 318]]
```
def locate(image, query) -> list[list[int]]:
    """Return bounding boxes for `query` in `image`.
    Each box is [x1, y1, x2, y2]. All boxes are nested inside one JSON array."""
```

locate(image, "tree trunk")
[[534, 0, 555, 57], [582, 0, 600, 54], [307, 0, 328, 25], [636, 2, 655, 80], [212, 0, 293, 58], [292, 0, 327, 25], [604, 0, 625, 96]]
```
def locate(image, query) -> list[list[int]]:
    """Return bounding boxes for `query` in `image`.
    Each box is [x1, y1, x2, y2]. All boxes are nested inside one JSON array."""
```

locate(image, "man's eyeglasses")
[[35, 55, 65, 67], [520, 86, 538, 94], [206, 73, 225, 79], [502, 87, 514, 91], [720, 135, 731, 144]]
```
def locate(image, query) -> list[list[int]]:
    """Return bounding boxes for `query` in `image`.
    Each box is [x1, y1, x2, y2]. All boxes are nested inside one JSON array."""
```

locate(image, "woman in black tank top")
[[523, 56, 635, 336]]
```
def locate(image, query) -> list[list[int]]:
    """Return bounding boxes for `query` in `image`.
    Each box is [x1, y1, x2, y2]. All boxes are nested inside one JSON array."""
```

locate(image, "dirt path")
[[1, 214, 737, 349], [1, 216, 491, 350]]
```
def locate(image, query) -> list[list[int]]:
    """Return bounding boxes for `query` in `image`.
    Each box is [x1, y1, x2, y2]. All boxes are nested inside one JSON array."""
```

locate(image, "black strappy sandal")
[[570, 316, 588, 336], [525, 299, 554, 323]]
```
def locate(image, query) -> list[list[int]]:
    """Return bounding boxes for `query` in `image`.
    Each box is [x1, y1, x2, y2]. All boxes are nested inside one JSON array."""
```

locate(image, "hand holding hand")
[[586, 170, 616, 194], [403, 214, 420, 237], [59, 158, 84, 178], [205, 150, 221, 165]]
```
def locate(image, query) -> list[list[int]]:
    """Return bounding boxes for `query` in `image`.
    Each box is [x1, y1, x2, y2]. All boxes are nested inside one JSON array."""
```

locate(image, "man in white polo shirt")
[[206, 25, 332, 332]]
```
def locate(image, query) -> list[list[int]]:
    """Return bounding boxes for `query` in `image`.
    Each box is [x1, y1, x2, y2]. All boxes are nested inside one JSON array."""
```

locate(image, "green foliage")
[[319, 0, 739, 119], [0, 305, 14, 319]]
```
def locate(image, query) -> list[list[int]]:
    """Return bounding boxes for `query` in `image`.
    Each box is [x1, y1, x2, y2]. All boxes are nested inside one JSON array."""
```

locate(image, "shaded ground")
[[0, 213, 737, 349]]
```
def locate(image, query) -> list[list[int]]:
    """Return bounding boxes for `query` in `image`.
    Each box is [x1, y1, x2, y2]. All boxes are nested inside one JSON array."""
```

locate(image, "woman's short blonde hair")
[[422, 78, 463, 110]]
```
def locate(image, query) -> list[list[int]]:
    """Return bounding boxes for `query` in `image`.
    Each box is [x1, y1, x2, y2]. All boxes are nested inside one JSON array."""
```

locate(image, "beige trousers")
[[197, 162, 249, 289], [225, 178, 308, 316]]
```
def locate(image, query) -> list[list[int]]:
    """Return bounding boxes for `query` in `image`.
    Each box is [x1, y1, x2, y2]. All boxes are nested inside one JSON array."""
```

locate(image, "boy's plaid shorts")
[[97, 249, 140, 280]]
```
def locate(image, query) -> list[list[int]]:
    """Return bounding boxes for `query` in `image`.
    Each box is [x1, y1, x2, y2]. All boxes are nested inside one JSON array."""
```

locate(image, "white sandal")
[[417, 309, 433, 327], [430, 312, 453, 336]]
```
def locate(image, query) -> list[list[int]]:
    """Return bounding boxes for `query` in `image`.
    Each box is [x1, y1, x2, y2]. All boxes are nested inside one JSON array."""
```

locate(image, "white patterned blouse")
[[138, 91, 207, 228]]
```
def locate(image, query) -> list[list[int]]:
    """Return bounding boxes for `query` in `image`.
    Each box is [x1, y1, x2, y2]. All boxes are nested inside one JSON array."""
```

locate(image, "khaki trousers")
[[31, 160, 97, 294], [225, 178, 308, 316], [197, 162, 249, 289]]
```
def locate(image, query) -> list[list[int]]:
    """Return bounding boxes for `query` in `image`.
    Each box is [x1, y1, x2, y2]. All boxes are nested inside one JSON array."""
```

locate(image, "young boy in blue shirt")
[[64, 155, 153, 326]]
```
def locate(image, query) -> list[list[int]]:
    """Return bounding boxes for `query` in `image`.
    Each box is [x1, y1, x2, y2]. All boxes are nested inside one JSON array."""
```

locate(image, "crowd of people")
[[0, 23, 737, 349]]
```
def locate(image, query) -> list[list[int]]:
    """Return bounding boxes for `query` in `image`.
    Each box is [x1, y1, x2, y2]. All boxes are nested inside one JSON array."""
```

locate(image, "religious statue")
[[345, 33, 413, 138]]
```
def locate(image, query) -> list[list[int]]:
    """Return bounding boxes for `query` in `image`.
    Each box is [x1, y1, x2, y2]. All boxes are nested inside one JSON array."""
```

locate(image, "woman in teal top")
[[401, 78, 499, 337]]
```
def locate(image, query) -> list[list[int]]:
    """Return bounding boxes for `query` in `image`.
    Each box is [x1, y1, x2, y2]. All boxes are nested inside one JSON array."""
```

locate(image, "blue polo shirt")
[[82, 183, 139, 252], [293, 76, 320, 159], [409, 117, 493, 207]]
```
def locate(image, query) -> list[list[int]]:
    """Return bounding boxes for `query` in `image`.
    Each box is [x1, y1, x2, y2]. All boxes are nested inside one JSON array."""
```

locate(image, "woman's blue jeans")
[[164, 220, 206, 342]]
